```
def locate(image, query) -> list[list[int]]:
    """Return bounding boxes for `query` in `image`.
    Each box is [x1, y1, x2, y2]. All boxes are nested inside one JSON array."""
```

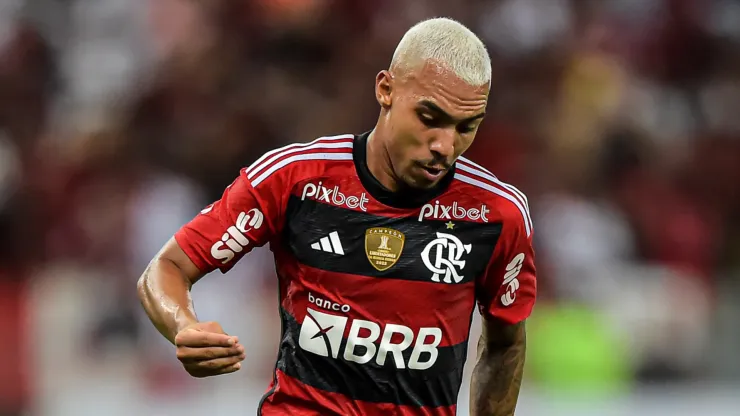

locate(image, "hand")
[[174, 321, 246, 378]]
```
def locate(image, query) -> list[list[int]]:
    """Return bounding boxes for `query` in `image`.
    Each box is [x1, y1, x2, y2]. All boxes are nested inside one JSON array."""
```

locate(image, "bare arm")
[[470, 318, 527, 416], [137, 237, 205, 344]]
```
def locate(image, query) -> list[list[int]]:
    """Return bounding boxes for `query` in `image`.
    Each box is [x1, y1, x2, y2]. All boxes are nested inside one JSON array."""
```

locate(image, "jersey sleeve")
[[476, 212, 537, 324], [174, 168, 286, 274]]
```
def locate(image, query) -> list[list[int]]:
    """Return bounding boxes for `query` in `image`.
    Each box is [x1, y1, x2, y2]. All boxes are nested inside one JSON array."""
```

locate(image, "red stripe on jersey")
[[276, 263, 476, 347], [286, 180, 420, 219], [174, 231, 213, 273], [260, 369, 457, 416]]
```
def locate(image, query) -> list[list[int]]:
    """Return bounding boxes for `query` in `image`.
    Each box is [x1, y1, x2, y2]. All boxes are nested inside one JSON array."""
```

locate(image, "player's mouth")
[[416, 163, 447, 181]]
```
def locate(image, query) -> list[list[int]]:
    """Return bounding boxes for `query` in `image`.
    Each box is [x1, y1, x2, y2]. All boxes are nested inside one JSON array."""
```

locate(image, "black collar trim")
[[352, 131, 455, 209]]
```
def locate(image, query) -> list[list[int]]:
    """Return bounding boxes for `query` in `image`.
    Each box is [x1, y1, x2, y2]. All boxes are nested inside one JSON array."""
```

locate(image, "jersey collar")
[[353, 131, 456, 209]]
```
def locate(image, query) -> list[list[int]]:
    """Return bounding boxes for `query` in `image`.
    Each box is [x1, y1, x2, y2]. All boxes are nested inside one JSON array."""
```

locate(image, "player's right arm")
[[138, 237, 248, 377], [137, 165, 285, 377], [137, 237, 206, 344]]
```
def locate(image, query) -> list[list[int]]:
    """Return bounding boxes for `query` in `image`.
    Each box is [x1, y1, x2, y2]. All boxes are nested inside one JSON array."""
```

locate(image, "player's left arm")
[[470, 318, 526, 416], [471, 210, 536, 416]]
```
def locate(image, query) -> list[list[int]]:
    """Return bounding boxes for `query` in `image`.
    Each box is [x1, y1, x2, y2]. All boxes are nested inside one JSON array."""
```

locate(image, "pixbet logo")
[[500, 253, 525, 306], [301, 182, 369, 211], [421, 232, 472, 283], [418, 200, 489, 222], [298, 308, 442, 370], [210, 208, 264, 264]]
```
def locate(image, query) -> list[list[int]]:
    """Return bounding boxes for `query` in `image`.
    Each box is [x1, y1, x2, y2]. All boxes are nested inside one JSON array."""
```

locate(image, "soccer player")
[[138, 17, 536, 416]]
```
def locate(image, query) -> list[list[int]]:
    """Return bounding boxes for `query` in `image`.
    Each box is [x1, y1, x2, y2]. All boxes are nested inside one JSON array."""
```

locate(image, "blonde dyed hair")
[[390, 17, 492, 88]]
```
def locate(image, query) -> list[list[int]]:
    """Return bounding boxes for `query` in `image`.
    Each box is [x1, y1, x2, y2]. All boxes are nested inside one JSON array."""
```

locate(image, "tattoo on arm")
[[470, 320, 526, 416]]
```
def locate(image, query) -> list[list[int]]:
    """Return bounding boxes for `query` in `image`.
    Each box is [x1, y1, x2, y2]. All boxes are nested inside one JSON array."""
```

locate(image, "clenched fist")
[[174, 321, 246, 378]]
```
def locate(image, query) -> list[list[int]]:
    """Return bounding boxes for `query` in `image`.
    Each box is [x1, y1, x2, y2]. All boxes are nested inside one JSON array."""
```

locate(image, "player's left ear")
[[375, 70, 393, 108]]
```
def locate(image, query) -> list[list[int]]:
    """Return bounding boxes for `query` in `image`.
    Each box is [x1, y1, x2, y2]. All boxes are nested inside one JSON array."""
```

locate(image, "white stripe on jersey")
[[456, 158, 532, 231], [457, 156, 530, 213], [455, 162, 531, 224], [453, 172, 532, 237], [251, 152, 354, 187], [245, 134, 354, 180]]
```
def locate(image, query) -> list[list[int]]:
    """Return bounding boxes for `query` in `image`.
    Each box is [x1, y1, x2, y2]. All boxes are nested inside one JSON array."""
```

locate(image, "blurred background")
[[1, 0, 740, 415]]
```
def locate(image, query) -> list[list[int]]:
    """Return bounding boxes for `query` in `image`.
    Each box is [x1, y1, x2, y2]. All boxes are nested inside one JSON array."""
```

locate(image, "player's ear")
[[375, 70, 393, 108]]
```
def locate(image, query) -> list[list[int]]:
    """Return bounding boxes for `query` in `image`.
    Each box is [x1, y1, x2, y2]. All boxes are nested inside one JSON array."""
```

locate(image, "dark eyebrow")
[[417, 100, 485, 124]]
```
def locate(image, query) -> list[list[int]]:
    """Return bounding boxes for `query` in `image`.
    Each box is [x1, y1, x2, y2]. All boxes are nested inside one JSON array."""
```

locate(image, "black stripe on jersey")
[[283, 196, 503, 284], [276, 307, 469, 407]]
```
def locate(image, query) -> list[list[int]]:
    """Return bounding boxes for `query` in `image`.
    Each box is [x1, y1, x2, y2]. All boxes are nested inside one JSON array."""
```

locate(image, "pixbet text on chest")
[[418, 201, 490, 222], [301, 182, 370, 211]]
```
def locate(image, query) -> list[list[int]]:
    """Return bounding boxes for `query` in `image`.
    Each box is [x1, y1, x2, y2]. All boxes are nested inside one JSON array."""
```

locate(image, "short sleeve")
[[174, 169, 283, 274], [476, 215, 537, 324]]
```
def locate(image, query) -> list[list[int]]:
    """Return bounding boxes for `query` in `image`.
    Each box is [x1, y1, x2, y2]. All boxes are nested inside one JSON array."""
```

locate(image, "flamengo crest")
[[421, 232, 472, 283]]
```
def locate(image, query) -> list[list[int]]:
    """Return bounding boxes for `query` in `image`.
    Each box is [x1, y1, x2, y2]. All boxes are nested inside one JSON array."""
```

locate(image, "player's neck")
[[366, 129, 402, 192]]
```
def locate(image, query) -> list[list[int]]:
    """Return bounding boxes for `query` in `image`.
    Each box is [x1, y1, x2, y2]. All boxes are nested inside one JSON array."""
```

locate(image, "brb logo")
[[298, 306, 442, 370], [301, 181, 369, 211], [210, 208, 264, 264], [418, 200, 490, 222], [500, 253, 525, 306], [421, 232, 472, 283]]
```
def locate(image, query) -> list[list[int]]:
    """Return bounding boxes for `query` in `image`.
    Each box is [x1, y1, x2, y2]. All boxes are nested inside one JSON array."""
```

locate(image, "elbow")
[[136, 267, 150, 306], [137, 259, 160, 306], [479, 320, 527, 353], [136, 254, 194, 305]]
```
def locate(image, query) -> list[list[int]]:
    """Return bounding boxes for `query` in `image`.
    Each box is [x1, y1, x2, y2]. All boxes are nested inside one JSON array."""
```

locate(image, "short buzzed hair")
[[390, 17, 492, 88]]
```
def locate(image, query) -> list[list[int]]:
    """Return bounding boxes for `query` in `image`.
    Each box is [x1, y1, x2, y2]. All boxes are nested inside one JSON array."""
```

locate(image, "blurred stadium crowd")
[[1, 0, 740, 415]]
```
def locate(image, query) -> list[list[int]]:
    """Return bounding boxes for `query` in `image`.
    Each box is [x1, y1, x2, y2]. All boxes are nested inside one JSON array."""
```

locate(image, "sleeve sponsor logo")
[[500, 253, 525, 306], [210, 208, 264, 264]]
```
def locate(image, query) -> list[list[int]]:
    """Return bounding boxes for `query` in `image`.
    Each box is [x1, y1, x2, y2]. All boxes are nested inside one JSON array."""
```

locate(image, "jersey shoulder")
[[452, 155, 533, 237], [243, 133, 355, 189]]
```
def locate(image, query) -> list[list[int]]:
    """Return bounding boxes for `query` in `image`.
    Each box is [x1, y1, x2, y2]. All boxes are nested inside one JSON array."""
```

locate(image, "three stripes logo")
[[311, 231, 345, 255]]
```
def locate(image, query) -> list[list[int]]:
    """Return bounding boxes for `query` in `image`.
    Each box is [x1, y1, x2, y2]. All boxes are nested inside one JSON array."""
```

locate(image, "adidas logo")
[[310, 231, 345, 255]]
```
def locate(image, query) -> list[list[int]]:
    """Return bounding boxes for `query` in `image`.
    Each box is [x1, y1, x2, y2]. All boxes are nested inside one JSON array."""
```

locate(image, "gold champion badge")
[[364, 227, 405, 271]]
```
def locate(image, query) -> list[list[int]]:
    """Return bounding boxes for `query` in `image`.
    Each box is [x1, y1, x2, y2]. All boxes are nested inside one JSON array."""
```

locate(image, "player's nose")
[[428, 129, 455, 161]]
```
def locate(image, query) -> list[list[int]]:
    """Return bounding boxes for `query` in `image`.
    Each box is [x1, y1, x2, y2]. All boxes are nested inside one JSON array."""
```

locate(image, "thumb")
[[195, 321, 238, 344]]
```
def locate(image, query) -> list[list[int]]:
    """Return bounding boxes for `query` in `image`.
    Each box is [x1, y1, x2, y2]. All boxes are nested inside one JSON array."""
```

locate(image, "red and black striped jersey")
[[174, 132, 537, 416]]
